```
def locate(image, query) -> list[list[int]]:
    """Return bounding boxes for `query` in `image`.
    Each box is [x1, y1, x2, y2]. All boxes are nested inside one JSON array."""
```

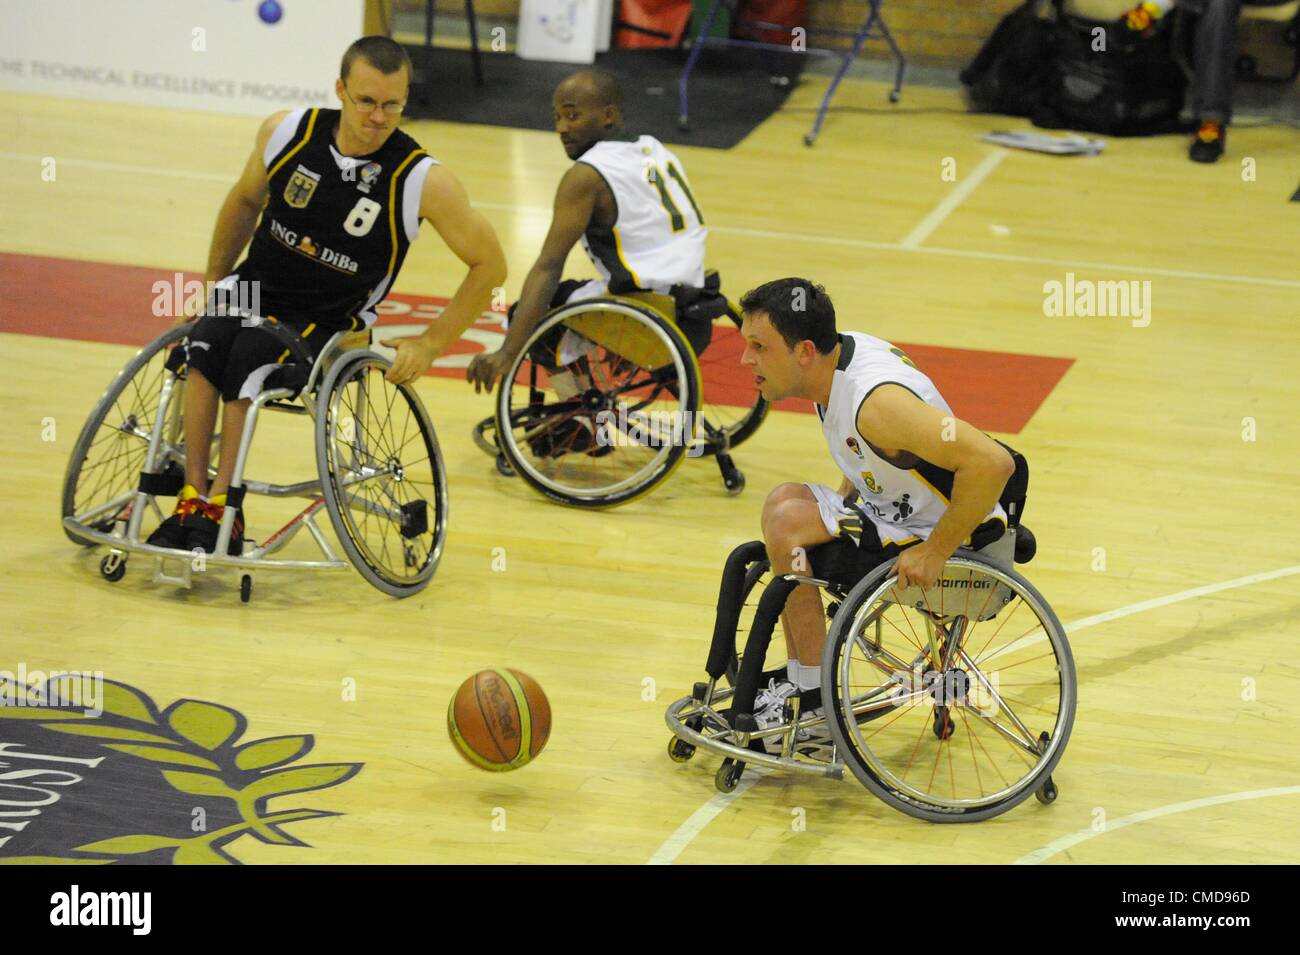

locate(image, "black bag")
[[1039, 7, 1188, 135], [960, 0, 1056, 117]]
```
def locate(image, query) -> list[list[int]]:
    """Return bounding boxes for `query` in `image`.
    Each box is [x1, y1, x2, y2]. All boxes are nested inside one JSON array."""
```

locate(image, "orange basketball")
[[447, 669, 551, 771]]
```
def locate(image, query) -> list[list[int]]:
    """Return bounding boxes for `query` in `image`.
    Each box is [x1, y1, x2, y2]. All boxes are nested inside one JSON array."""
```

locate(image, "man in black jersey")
[[150, 36, 505, 554]]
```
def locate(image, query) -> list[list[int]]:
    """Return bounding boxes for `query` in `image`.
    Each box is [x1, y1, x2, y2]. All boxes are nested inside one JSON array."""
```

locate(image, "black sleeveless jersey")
[[232, 108, 434, 331]]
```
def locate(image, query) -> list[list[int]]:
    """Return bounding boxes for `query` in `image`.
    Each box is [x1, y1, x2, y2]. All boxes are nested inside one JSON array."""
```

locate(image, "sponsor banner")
[[0, 0, 364, 115]]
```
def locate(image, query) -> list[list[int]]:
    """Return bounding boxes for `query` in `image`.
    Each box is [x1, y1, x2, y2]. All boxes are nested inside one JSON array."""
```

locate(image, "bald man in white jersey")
[[466, 69, 710, 454], [737, 278, 1016, 742]]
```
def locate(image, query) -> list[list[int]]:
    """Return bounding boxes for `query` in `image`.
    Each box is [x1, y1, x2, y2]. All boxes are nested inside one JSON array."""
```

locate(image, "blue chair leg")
[[679, 0, 728, 131]]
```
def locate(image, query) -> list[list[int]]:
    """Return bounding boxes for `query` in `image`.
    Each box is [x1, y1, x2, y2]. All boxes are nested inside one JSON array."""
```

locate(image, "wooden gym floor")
[[1, 73, 1298, 864]]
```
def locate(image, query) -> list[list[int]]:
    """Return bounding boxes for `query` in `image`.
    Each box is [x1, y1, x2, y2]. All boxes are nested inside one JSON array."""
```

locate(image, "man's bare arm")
[[384, 165, 507, 384], [857, 384, 1013, 563], [203, 111, 284, 285], [465, 164, 600, 392]]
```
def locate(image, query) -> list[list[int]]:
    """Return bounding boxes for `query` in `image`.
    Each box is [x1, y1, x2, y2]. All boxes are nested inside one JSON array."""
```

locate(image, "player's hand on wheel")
[[894, 544, 948, 591], [467, 349, 510, 394], [382, 336, 437, 386]]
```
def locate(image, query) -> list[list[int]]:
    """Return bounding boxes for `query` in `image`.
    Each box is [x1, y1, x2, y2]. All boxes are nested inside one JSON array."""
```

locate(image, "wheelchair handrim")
[[830, 556, 1076, 814], [495, 300, 698, 504], [319, 353, 446, 589]]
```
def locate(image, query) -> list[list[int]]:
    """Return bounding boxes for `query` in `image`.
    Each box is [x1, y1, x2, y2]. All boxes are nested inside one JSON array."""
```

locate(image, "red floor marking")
[[0, 251, 1071, 433]]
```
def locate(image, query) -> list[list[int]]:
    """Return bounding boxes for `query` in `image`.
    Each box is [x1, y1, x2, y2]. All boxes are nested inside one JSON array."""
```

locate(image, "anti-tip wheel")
[[99, 553, 126, 582], [667, 737, 696, 763], [495, 453, 516, 478], [240, 574, 252, 603], [714, 759, 743, 793], [1035, 776, 1058, 804]]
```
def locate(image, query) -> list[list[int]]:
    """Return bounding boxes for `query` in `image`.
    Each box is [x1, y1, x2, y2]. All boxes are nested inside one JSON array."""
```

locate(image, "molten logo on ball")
[[447, 669, 551, 772]]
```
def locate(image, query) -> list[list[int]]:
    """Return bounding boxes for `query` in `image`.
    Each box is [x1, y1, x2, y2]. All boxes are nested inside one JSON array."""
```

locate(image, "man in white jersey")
[[466, 69, 708, 454], [737, 278, 1015, 737]]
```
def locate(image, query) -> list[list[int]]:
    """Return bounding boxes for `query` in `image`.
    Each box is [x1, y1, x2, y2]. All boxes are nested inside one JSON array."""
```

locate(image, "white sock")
[[794, 662, 820, 692], [786, 660, 798, 685]]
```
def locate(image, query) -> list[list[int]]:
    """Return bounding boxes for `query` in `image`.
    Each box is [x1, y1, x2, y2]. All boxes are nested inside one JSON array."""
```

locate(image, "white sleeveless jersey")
[[576, 135, 706, 294], [817, 332, 1006, 540]]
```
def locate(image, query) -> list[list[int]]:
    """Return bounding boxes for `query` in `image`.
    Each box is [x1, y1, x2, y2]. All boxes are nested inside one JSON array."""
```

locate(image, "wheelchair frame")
[[665, 521, 1077, 823], [62, 316, 448, 601], [474, 294, 769, 508]]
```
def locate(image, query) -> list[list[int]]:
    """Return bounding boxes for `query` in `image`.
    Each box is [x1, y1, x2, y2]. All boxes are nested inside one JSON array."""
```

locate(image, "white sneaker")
[[753, 679, 830, 755]]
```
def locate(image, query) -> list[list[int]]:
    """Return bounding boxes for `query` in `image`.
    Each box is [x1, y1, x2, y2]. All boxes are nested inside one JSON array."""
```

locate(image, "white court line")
[[4, 152, 1299, 291], [899, 150, 1007, 249], [648, 562, 1300, 865], [648, 775, 760, 866], [1013, 787, 1300, 865], [979, 563, 1300, 666]]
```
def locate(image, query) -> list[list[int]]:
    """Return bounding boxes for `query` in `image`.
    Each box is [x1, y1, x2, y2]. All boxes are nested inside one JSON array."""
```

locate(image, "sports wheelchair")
[[665, 452, 1077, 822], [61, 315, 448, 601], [473, 271, 768, 508]]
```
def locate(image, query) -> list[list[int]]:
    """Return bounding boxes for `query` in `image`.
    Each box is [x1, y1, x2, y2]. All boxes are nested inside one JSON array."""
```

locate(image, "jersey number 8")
[[344, 197, 383, 237]]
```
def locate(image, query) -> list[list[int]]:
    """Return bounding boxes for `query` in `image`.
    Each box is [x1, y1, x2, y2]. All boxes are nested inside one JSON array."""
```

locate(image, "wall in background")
[[377, 0, 1019, 66]]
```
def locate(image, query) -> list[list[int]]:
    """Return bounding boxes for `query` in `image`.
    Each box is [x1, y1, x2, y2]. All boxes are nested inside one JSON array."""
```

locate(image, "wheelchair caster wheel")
[[1035, 776, 1058, 804], [240, 574, 252, 603], [723, 470, 745, 495], [100, 552, 127, 582], [495, 453, 516, 478], [668, 737, 696, 763], [715, 759, 744, 793], [933, 708, 955, 740]]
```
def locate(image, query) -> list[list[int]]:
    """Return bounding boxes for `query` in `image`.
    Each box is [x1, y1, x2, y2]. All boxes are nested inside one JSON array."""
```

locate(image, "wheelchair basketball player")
[[737, 278, 1017, 749], [465, 69, 722, 457], [149, 36, 505, 554]]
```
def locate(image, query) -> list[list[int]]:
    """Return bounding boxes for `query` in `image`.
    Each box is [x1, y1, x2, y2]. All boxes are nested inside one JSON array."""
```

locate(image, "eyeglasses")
[[343, 86, 406, 116]]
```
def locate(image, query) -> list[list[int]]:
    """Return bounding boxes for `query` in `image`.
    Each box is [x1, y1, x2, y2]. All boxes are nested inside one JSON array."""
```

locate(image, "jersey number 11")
[[646, 163, 704, 233]]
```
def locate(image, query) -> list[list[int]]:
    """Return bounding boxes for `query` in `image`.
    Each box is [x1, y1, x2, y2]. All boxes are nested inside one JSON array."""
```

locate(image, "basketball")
[[447, 669, 551, 771]]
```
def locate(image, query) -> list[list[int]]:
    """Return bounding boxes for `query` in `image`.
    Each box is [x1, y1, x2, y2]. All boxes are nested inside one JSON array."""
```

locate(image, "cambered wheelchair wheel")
[[62, 321, 206, 546], [823, 551, 1075, 823], [495, 298, 701, 508], [315, 350, 448, 597]]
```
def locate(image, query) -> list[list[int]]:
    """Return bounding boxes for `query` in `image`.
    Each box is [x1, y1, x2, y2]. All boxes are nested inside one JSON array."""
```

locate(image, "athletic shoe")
[[528, 416, 613, 459], [753, 679, 830, 755], [1189, 121, 1225, 163], [185, 496, 245, 556], [146, 484, 205, 550]]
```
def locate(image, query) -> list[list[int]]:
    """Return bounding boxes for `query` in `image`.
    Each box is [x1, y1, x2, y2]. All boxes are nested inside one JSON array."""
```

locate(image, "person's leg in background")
[[1184, 0, 1244, 162]]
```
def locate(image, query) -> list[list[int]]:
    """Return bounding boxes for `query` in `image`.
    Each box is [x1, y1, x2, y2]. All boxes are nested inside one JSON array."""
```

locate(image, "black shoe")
[[184, 500, 245, 556], [1189, 121, 1225, 163], [146, 485, 204, 550], [528, 417, 613, 459]]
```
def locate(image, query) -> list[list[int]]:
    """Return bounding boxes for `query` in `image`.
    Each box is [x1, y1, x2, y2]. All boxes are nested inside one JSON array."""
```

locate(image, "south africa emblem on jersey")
[[284, 164, 321, 209]]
